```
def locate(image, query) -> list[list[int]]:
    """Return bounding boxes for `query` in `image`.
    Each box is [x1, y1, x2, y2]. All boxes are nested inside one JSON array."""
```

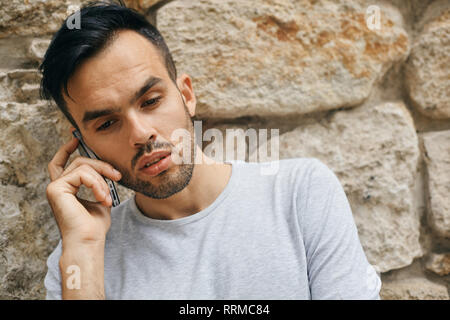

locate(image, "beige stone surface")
[[425, 253, 450, 276], [380, 278, 449, 300], [0, 69, 41, 104], [28, 39, 51, 64], [422, 130, 450, 238], [0, 0, 165, 38], [250, 102, 422, 272], [0, 38, 37, 69], [0, 99, 62, 298], [0, 0, 449, 300], [124, 0, 167, 12], [405, 0, 450, 119], [157, 0, 410, 119], [0, 0, 82, 37]]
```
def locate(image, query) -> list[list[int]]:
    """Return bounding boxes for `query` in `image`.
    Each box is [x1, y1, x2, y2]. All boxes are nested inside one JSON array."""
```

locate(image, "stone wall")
[[0, 0, 449, 299]]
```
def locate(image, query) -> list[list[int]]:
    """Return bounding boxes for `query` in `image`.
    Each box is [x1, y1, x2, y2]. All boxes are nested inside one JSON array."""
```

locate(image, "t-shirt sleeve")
[[44, 240, 63, 300], [298, 159, 381, 300]]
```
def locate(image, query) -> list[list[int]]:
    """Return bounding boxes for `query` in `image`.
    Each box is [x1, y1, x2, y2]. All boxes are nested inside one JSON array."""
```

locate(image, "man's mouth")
[[143, 155, 168, 167], [137, 151, 172, 176]]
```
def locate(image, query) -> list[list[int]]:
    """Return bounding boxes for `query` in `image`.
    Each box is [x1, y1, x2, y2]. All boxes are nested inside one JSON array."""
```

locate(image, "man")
[[41, 2, 381, 299]]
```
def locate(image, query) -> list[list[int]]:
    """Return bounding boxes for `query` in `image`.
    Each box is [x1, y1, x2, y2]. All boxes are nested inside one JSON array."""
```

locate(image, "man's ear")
[[176, 73, 196, 117]]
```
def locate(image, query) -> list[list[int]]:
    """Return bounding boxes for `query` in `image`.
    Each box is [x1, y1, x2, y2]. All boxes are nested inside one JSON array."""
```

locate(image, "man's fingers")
[[62, 157, 122, 182], [62, 165, 113, 207], [48, 137, 79, 181]]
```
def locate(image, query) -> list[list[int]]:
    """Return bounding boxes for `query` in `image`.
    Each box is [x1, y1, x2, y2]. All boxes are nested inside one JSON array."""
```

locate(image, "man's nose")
[[127, 112, 157, 147]]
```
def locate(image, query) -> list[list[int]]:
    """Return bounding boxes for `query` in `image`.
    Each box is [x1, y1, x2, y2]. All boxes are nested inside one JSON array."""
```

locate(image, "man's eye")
[[97, 120, 115, 131], [142, 96, 162, 108]]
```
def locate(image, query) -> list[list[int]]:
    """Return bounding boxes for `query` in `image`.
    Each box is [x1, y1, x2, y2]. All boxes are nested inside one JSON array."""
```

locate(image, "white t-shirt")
[[44, 158, 381, 299]]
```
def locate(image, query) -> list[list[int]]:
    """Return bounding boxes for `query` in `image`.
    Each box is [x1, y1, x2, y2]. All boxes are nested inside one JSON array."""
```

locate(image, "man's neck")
[[134, 149, 233, 221]]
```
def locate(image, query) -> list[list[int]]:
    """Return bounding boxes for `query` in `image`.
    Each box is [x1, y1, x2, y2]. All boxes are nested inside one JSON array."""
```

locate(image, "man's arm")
[[44, 135, 122, 299], [298, 159, 381, 300], [59, 240, 106, 299], [45, 240, 104, 300]]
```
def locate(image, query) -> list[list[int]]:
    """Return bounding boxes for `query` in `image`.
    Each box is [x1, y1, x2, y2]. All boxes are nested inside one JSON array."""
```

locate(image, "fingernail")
[[114, 169, 121, 177]]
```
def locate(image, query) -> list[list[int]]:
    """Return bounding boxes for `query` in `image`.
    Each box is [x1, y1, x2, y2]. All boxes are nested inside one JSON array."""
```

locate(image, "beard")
[[112, 104, 195, 199]]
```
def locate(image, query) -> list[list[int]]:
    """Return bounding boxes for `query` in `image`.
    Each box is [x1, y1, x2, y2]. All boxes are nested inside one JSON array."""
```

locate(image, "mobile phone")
[[72, 130, 120, 207]]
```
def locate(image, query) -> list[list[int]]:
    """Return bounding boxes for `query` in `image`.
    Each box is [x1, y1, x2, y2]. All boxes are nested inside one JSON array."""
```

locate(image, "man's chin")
[[117, 163, 194, 199]]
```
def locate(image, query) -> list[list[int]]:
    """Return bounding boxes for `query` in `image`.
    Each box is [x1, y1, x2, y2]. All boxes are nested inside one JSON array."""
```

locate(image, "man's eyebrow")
[[129, 76, 163, 104], [82, 107, 121, 127], [81, 76, 164, 127]]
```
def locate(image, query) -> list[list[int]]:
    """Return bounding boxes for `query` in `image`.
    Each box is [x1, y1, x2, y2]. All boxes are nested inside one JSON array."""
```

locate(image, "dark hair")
[[39, 1, 177, 129]]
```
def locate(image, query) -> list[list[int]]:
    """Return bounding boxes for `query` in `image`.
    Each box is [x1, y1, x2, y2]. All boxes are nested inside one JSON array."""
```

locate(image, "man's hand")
[[46, 134, 122, 299], [46, 135, 122, 244]]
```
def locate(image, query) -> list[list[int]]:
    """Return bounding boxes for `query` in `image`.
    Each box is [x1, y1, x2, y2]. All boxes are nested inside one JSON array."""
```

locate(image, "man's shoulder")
[[235, 157, 330, 181], [229, 157, 336, 200]]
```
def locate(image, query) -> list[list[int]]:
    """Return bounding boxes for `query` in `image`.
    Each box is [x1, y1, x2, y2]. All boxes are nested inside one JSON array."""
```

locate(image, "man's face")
[[64, 30, 196, 199]]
